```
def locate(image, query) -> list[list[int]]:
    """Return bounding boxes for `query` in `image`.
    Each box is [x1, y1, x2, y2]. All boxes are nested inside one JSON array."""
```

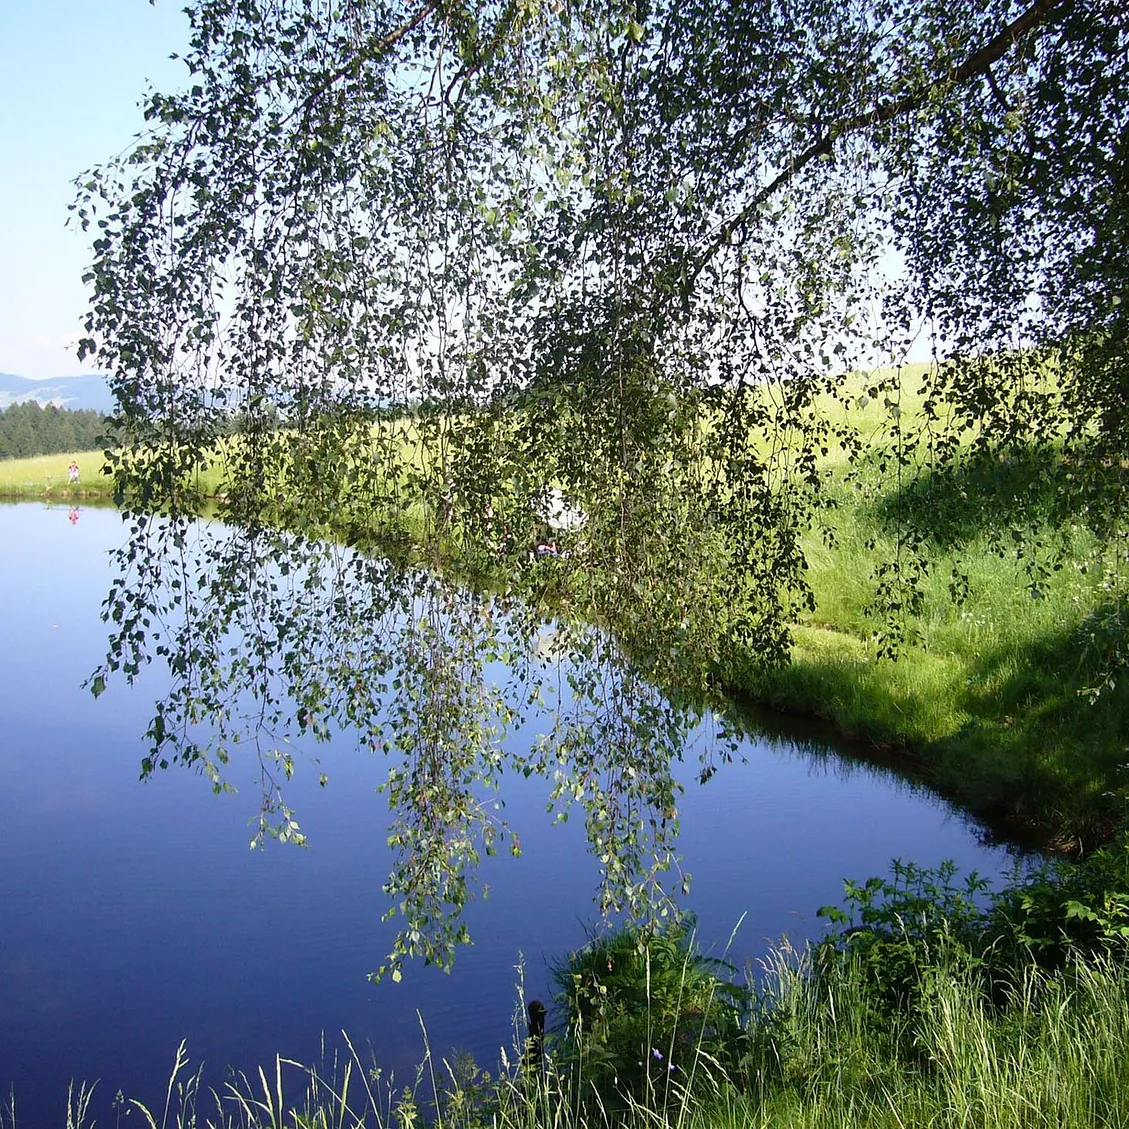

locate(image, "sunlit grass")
[[705, 359, 1128, 843], [722, 944, 1129, 1129], [22, 942, 1128, 1129], [749, 457, 1129, 843], [0, 451, 115, 498]]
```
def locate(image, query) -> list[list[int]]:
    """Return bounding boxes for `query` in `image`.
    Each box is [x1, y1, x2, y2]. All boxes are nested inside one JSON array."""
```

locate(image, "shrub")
[[549, 918, 749, 1112], [816, 859, 991, 1011], [991, 832, 1129, 968]]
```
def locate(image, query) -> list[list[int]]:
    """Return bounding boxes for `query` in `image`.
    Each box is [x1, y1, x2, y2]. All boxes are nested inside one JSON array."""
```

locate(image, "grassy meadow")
[[0, 450, 117, 500], [713, 363, 1128, 849], [751, 469, 1126, 850]]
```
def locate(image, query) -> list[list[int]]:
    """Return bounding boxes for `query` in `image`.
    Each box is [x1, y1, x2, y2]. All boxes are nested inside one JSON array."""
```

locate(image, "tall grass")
[[20, 940, 1126, 1129], [725, 943, 1129, 1129]]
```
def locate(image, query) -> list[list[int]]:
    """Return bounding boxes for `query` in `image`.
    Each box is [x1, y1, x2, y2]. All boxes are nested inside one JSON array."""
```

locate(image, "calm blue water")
[[0, 502, 1020, 1124]]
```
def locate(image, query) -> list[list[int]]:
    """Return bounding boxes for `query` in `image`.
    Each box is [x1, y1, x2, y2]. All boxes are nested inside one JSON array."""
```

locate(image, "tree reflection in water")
[[93, 512, 729, 979]]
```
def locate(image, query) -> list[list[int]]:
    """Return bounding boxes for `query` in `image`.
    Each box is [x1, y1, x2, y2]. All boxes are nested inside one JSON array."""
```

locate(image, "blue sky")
[[0, 0, 191, 378]]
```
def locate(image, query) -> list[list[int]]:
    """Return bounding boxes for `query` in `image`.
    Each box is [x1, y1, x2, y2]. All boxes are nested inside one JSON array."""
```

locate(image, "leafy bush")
[[816, 859, 991, 1010], [550, 918, 749, 1111], [991, 833, 1129, 968]]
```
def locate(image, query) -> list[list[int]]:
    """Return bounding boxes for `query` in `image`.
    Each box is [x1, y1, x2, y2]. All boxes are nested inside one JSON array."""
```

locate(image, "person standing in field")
[[67, 460, 79, 484]]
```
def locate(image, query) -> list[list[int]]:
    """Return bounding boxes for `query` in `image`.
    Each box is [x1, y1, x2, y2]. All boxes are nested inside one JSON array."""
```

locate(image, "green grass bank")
[[3, 372, 1125, 851], [724, 442, 1128, 850]]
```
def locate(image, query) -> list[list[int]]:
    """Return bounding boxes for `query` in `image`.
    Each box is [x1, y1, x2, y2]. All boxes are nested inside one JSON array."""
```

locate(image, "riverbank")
[[61, 911, 1129, 1129], [723, 452, 1128, 852], [3, 402, 1125, 852]]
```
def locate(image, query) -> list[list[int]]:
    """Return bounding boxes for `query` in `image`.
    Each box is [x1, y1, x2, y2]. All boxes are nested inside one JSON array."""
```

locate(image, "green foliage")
[[810, 836, 1129, 1055], [727, 384, 1129, 846], [1076, 597, 1129, 705], [816, 859, 990, 1010], [738, 942, 1129, 1129], [550, 918, 749, 1112], [24, 923, 1129, 1129], [991, 833, 1129, 966], [76, 0, 1129, 649], [0, 401, 108, 461]]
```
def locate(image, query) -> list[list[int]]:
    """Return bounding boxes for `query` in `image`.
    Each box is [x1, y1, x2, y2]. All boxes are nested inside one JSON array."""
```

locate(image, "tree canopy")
[[75, 0, 1129, 974], [77, 0, 1129, 577]]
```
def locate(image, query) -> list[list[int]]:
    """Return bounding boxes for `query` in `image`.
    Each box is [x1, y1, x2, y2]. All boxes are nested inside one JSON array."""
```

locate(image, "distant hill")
[[0, 373, 115, 414]]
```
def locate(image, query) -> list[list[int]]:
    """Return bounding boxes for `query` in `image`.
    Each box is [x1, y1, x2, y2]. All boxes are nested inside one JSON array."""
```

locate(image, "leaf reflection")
[[93, 515, 720, 979]]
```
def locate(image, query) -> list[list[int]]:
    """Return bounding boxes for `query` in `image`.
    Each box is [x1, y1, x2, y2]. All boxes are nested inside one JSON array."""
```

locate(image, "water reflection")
[[0, 502, 1020, 1126], [93, 509, 723, 977]]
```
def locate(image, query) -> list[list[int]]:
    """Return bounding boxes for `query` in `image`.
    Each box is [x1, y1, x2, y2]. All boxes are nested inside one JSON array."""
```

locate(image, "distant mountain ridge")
[[0, 373, 115, 414]]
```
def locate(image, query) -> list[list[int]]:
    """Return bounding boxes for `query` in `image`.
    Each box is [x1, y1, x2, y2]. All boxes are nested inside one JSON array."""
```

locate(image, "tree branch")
[[706, 0, 1069, 254], [282, 3, 438, 131]]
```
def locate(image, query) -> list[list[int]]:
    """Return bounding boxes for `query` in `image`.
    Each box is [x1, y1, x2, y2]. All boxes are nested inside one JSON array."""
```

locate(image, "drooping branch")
[[706, 0, 1069, 255]]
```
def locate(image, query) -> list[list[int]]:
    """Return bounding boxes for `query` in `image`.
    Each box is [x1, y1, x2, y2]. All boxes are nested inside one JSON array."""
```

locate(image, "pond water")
[[0, 502, 1022, 1124]]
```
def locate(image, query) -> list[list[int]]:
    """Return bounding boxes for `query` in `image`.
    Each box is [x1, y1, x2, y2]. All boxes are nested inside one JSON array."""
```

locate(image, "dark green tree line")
[[0, 401, 107, 460]]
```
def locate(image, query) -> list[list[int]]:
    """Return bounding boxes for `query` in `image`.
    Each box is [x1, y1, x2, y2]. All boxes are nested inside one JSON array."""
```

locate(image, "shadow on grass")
[[723, 606, 1129, 854], [869, 445, 1124, 549], [931, 604, 1129, 851]]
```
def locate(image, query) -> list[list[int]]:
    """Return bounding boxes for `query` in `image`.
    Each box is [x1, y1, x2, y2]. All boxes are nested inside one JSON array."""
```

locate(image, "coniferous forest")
[[0, 401, 107, 459]]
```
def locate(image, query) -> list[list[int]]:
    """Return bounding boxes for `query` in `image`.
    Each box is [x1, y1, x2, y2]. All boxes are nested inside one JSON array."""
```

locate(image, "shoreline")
[[1, 453, 1121, 855]]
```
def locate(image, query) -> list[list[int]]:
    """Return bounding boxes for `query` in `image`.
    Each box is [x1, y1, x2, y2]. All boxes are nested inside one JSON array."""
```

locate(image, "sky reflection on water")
[[0, 502, 1019, 1125]]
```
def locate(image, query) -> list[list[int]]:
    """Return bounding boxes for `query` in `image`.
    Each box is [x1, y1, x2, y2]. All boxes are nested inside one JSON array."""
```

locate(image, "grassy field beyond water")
[[0, 451, 117, 500]]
